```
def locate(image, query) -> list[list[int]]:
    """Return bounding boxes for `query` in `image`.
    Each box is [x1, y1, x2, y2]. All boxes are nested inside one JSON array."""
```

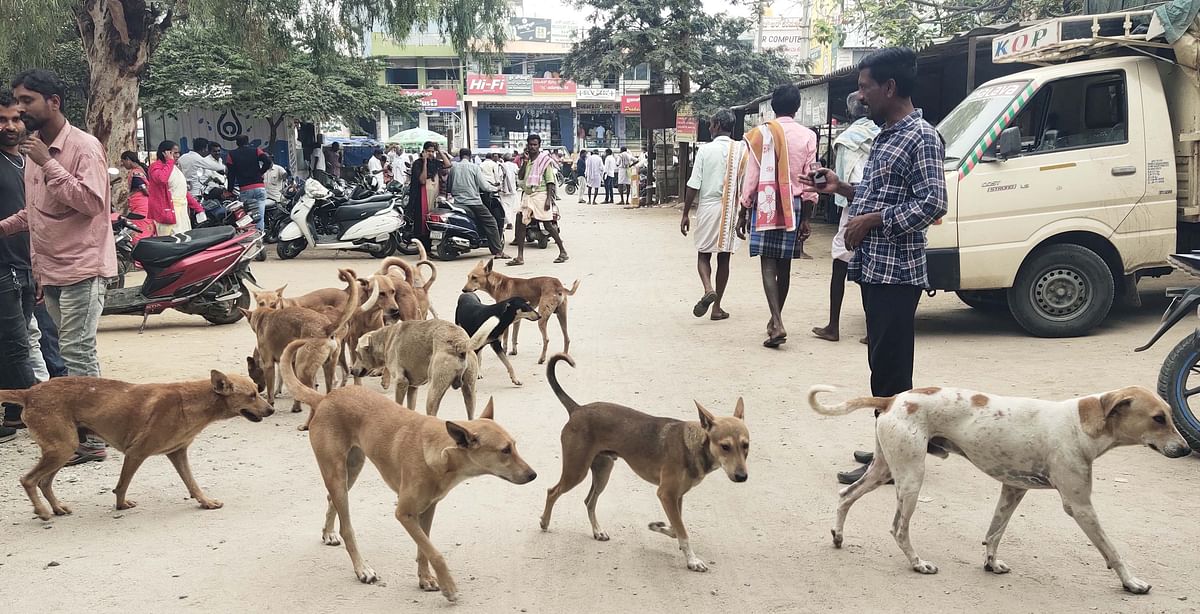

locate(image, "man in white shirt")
[[263, 156, 288, 205], [177, 137, 227, 197], [499, 153, 520, 228], [367, 148, 385, 191], [602, 148, 618, 204], [309, 143, 326, 179]]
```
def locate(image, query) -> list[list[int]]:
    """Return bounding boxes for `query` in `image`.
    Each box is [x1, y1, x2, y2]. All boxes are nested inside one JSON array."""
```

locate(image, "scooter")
[[426, 196, 488, 261], [276, 178, 403, 260], [102, 226, 262, 333], [1134, 251, 1200, 452]]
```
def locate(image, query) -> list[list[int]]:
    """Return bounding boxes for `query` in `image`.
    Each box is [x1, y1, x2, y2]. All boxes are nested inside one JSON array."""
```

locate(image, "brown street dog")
[[539, 354, 750, 572], [243, 268, 359, 411], [462, 258, 578, 364], [342, 273, 419, 385], [7, 371, 273, 521], [348, 318, 481, 420], [281, 340, 537, 603], [377, 244, 438, 319], [807, 384, 1192, 594]]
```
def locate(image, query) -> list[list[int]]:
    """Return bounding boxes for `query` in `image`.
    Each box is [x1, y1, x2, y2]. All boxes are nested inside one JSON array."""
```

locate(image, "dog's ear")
[[733, 396, 745, 420], [480, 397, 495, 420], [484, 258, 494, 273], [446, 421, 480, 449], [1079, 392, 1132, 437], [210, 370, 236, 396], [275, 284, 287, 295], [695, 401, 716, 430]]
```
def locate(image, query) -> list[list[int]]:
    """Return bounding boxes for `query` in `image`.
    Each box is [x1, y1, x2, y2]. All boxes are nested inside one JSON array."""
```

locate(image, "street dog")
[[7, 371, 273, 520], [341, 273, 419, 385], [539, 354, 750, 572], [243, 269, 359, 411], [807, 384, 1192, 594], [377, 243, 438, 319], [348, 319, 482, 420], [454, 292, 540, 386], [249, 336, 342, 432], [282, 340, 536, 603], [462, 258, 578, 364]]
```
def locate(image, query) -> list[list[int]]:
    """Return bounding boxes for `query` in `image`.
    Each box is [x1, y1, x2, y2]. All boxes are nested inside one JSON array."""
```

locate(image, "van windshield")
[[938, 80, 1030, 161]]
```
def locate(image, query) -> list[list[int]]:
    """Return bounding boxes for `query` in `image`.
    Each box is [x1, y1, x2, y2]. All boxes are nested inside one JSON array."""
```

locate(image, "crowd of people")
[[680, 47, 948, 483]]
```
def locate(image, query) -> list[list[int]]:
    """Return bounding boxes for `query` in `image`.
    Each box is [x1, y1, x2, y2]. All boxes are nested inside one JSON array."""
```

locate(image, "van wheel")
[[956, 290, 1009, 312], [1007, 244, 1114, 337]]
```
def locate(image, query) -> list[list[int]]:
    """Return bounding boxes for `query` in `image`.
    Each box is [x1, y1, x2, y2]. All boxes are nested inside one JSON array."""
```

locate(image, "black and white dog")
[[455, 292, 540, 386]]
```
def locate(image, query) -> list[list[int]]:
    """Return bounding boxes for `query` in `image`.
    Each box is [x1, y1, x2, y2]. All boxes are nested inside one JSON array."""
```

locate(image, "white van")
[[928, 9, 1200, 336]]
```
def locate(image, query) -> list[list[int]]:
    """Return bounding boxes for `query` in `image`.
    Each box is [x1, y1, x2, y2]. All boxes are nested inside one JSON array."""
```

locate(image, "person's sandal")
[[693, 292, 717, 317], [65, 447, 107, 466], [505, 259, 525, 266], [553, 254, 569, 263]]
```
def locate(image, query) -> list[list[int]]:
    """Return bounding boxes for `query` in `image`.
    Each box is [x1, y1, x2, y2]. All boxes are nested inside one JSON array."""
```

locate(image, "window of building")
[[622, 63, 650, 81], [385, 68, 419, 88]]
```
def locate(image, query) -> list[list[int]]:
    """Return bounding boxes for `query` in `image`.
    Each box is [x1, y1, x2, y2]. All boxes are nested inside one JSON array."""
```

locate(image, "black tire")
[[565, 182, 577, 195], [956, 290, 1009, 312], [536, 234, 549, 249], [1007, 244, 1114, 337], [1157, 331, 1200, 451], [202, 287, 250, 326], [110, 258, 132, 290], [368, 236, 397, 259], [435, 240, 459, 261], [394, 232, 419, 256], [276, 238, 306, 260]]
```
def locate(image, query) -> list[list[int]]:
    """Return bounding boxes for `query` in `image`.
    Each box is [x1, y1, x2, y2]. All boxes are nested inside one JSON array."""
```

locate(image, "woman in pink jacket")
[[147, 140, 185, 235]]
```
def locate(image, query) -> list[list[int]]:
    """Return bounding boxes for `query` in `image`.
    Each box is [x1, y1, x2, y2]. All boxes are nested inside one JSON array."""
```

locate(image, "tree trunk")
[[75, 0, 173, 165]]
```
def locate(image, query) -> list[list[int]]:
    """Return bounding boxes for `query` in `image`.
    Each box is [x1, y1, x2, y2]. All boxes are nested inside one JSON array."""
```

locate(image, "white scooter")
[[276, 178, 402, 259]]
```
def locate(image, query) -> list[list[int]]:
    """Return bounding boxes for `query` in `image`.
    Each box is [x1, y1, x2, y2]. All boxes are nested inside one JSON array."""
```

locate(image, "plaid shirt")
[[847, 110, 947, 287]]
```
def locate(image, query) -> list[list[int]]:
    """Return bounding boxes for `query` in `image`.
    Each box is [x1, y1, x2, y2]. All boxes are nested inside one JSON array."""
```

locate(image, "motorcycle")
[[426, 195, 488, 261], [558, 167, 579, 196], [109, 211, 145, 289], [103, 225, 262, 333], [262, 176, 302, 244], [1134, 251, 1200, 450], [275, 178, 403, 260]]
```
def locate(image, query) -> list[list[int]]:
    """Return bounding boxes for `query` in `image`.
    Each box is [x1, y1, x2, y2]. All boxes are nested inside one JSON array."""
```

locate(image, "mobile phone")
[[809, 162, 827, 186]]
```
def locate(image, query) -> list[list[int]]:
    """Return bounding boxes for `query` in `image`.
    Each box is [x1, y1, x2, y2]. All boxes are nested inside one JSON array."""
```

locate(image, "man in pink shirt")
[[737, 84, 818, 348], [0, 69, 116, 464]]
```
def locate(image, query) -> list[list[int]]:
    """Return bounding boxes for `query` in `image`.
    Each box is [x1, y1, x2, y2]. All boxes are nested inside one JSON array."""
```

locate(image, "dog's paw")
[[33, 508, 52, 521], [687, 557, 709, 572], [984, 558, 1010, 574], [355, 564, 378, 584], [441, 581, 459, 603], [116, 500, 138, 510], [297, 424, 309, 432], [912, 560, 939, 575], [508, 349, 518, 356], [538, 358, 546, 365], [51, 504, 72, 516], [1123, 577, 1152, 595], [419, 575, 440, 592], [831, 529, 843, 549], [593, 531, 610, 541], [291, 406, 303, 413], [322, 531, 342, 546], [198, 499, 223, 510]]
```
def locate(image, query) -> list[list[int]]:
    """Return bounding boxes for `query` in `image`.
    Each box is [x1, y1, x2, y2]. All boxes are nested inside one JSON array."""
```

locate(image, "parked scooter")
[[103, 226, 262, 332], [1134, 251, 1200, 451], [262, 176, 302, 244], [110, 211, 144, 289], [276, 178, 403, 259], [426, 195, 488, 261]]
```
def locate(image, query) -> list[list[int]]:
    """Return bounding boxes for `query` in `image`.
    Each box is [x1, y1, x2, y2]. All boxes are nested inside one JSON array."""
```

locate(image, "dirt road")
[[2, 202, 1197, 612]]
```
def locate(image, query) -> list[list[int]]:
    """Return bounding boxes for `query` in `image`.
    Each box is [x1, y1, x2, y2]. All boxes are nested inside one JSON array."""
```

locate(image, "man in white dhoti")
[[680, 109, 745, 321]]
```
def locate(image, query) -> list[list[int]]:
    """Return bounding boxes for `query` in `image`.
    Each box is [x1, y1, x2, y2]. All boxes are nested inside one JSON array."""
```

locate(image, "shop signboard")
[[400, 88, 459, 112], [467, 74, 507, 95], [797, 83, 828, 126], [510, 17, 552, 42], [577, 87, 618, 101], [551, 21, 581, 44], [621, 95, 641, 114], [534, 78, 577, 95], [507, 74, 533, 95], [675, 103, 697, 143]]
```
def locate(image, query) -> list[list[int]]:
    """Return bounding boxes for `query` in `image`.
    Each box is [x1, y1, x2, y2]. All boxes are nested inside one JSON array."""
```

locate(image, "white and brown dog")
[[808, 384, 1191, 594]]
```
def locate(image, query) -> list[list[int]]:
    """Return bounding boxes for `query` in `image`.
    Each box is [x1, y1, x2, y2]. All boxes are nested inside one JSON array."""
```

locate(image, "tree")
[[141, 26, 418, 146], [0, 0, 511, 165], [851, 0, 1082, 48]]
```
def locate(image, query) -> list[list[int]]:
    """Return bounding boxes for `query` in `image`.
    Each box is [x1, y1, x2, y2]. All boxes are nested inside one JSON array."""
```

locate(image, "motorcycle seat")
[[334, 200, 392, 222], [342, 193, 393, 206], [133, 226, 237, 267]]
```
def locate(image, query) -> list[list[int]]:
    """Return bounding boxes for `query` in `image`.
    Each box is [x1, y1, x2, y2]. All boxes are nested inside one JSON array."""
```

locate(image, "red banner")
[[533, 78, 577, 95], [621, 95, 641, 114], [466, 74, 507, 95], [401, 88, 458, 112]]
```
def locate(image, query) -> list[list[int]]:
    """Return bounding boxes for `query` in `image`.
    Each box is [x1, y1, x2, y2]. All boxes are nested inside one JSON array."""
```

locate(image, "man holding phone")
[[509, 134, 567, 266]]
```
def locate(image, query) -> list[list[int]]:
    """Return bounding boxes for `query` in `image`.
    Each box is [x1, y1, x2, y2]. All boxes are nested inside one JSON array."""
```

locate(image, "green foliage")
[[142, 26, 417, 127], [561, 0, 797, 110], [853, 0, 1083, 48]]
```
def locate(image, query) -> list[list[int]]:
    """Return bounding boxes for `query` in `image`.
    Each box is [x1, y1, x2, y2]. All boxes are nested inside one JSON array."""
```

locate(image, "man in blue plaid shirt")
[[805, 47, 948, 484]]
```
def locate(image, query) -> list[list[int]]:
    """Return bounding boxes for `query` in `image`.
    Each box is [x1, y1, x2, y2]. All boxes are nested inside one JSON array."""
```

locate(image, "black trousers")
[[1, 267, 36, 421], [860, 283, 922, 397], [35, 303, 67, 378], [604, 176, 614, 202]]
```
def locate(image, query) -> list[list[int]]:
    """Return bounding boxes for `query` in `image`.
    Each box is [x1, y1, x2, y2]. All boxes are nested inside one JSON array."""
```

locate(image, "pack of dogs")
[[4, 247, 1193, 602]]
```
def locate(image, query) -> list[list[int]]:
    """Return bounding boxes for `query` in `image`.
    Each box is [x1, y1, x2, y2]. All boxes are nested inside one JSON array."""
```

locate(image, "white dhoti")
[[693, 198, 742, 253], [831, 205, 852, 263], [500, 191, 520, 224], [520, 192, 558, 224]]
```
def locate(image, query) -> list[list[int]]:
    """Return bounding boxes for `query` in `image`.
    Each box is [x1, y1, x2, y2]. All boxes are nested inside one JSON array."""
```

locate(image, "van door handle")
[[1111, 166, 1137, 176]]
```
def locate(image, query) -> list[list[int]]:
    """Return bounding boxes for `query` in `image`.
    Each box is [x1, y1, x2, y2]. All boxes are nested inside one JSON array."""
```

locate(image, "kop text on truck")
[[929, 4, 1200, 337]]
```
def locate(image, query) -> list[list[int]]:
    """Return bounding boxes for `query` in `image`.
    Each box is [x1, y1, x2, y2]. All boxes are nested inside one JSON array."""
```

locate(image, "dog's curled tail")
[[546, 353, 581, 414], [564, 279, 580, 296], [416, 243, 437, 289], [807, 385, 893, 416], [0, 388, 29, 408], [281, 338, 331, 415], [326, 268, 361, 336]]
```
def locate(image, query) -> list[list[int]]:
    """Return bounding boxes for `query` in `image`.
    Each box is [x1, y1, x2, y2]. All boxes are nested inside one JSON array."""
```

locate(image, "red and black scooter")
[[103, 224, 263, 332]]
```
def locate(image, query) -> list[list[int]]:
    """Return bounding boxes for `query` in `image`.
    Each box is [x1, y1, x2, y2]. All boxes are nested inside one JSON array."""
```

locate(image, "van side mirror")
[[997, 126, 1022, 160]]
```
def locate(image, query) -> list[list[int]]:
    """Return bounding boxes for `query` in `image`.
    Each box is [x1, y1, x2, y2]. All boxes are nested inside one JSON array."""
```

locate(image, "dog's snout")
[[525, 471, 538, 483], [732, 471, 748, 483], [460, 286, 471, 293], [264, 407, 275, 417], [1165, 443, 1192, 458]]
